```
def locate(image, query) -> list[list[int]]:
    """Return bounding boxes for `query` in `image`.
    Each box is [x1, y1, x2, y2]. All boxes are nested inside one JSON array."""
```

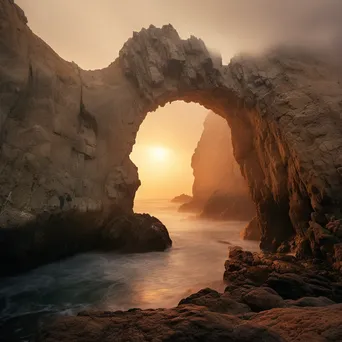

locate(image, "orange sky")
[[15, 0, 342, 199], [130, 102, 208, 199]]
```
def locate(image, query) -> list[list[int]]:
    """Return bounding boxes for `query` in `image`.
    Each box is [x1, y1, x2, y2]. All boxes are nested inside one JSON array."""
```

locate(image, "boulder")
[[101, 213, 172, 253], [243, 287, 285, 312], [178, 288, 251, 315], [265, 273, 313, 300], [0, 211, 172, 277]]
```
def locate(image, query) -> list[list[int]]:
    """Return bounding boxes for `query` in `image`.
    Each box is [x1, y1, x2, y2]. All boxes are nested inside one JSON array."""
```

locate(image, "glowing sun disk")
[[149, 146, 169, 162]]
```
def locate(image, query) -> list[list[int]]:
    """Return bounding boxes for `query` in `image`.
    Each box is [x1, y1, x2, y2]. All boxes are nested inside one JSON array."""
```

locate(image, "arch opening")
[[130, 100, 257, 228], [126, 91, 297, 251], [130, 101, 208, 201]]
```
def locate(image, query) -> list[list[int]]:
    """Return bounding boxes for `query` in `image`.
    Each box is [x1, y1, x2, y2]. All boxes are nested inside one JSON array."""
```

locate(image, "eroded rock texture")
[[179, 111, 255, 221], [1, 0, 342, 255]]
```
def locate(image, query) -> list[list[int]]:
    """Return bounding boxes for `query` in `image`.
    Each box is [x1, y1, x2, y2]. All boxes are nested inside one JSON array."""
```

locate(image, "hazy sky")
[[15, 1, 342, 199]]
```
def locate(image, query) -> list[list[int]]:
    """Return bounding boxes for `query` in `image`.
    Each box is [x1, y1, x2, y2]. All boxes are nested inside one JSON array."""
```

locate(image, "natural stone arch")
[[93, 24, 342, 253], [1, 0, 342, 255]]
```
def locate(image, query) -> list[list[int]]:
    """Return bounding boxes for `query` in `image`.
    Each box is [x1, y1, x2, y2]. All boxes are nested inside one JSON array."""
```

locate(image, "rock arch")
[[1, 0, 342, 254]]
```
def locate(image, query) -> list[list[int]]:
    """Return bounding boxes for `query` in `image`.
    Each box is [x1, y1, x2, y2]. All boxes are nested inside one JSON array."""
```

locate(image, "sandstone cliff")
[[1, 0, 342, 257], [180, 111, 255, 222]]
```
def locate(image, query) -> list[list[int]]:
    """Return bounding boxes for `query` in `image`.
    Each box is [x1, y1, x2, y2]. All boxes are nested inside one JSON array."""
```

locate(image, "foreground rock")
[[224, 247, 342, 303], [37, 248, 342, 341], [38, 305, 283, 342], [171, 194, 192, 204], [0, 211, 172, 277], [38, 282, 342, 342]]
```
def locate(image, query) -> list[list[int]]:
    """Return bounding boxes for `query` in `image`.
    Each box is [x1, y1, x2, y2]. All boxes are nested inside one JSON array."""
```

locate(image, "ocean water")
[[0, 199, 259, 341]]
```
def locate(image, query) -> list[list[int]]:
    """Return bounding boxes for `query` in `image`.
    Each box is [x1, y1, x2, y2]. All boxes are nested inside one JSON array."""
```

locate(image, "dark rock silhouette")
[[0, 210, 172, 277]]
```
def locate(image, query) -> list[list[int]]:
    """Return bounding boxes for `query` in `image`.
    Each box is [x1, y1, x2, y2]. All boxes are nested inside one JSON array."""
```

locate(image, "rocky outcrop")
[[200, 193, 255, 221], [1, 0, 342, 257], [0, 211, 172, 277], [37, 304, 342, 342], [37, 249, 342, 341], [180, 112, 254, 221], [171, 193, 192, 204], [241, 216, 261, 241]]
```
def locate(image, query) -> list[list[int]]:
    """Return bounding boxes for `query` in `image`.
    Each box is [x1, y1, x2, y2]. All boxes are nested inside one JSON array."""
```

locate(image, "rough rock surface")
[[38, 249, 342, 341], [0, 211, 172, 276], [1, 1, 342, 255], [224, 247, 342, 302]]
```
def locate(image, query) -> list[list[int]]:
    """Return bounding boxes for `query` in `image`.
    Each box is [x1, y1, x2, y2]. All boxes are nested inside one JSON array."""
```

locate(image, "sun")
[[148, 146, 169, 162]]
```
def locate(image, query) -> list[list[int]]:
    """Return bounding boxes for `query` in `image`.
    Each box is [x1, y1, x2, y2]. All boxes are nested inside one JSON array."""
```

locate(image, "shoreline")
[[36, 247, 342, 341]]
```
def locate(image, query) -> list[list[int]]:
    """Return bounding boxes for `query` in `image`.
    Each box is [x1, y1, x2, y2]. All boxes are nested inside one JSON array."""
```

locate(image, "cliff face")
[[193, 112, 249, 199], [183, 111, 255, 220], [2, 0, 342, 255]]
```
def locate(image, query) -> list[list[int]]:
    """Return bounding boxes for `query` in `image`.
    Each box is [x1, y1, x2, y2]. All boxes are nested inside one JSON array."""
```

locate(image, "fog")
[[16, 0, 342, 69]]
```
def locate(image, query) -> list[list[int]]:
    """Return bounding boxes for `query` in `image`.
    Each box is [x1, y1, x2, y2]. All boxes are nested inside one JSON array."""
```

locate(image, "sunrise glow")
[[148, 146, 170, 163]]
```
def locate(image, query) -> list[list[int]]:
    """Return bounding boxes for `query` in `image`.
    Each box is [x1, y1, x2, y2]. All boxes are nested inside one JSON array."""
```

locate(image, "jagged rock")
[[0, 211, 171, 276], [1, 1, 342, 260], [224, 248, 342, 302], [241, 216, 261, 241], [171, 193, 192, 204]]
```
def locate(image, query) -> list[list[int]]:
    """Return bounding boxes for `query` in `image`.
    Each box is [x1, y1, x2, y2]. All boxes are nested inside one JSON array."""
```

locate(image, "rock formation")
[[171, 193, 192, 204], [179, 111, 255, 222], [37, 248, 342, 341], [0, 211, 172, 276], [240, 216, 261, 241], [1, 0, 342, 258]]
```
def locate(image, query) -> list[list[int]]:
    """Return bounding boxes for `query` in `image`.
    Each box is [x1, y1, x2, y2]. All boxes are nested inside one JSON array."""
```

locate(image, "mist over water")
[[0, 199, 258, 341]]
